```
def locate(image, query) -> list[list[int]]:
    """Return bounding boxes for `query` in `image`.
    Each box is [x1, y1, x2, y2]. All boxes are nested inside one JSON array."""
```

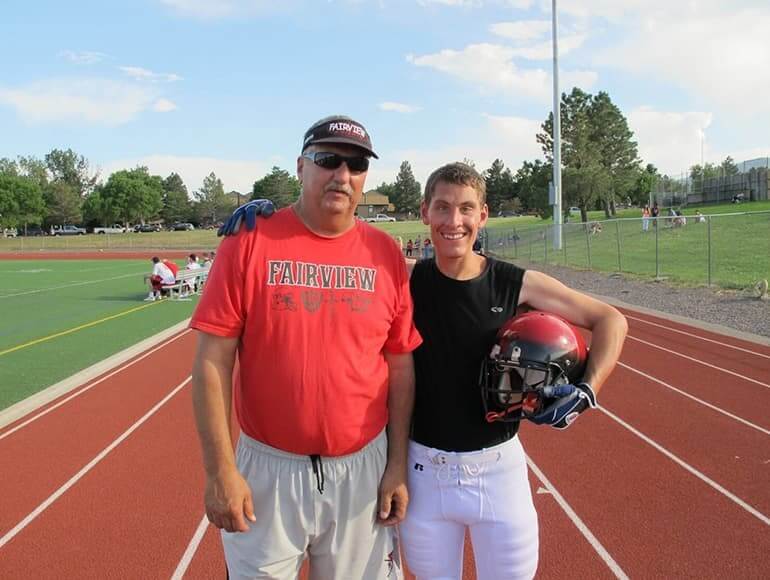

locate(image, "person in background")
[[145, 256, 177, 301]]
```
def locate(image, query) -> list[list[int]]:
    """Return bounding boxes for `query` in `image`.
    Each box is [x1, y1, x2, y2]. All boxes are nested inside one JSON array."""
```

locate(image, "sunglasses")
[[302, 151, 370, 174]]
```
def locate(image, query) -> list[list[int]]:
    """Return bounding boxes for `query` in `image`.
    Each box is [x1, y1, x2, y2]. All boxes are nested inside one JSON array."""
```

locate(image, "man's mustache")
[[324, 182, 354, 196]]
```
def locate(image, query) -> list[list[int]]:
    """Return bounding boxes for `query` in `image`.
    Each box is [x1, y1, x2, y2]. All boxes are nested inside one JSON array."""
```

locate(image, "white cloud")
[[159, 0, 285, 19], [490, 20, 551, 43], [152, 98, 178, 112], [101, 155, 272, 194], [417, 0, 483, 6], [368, 113, 543, 188], [120, 66, 183, 82], [407, 43, 596, 101], [0, 78, 161, 126], [596, 3, 770, 116], [628, 107, 712, 176], [58, 50, 107, 65], [379, 101, 421, 113]]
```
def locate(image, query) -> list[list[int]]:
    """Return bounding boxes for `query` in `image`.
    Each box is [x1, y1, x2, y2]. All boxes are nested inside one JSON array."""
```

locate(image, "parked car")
[[2, 228, 18, 238], [169, 222, 195, 231], [133, 223, 162, 233], [23, 225, 46, 237], [51, 225, 86, 236], [497, 210, 519, 217], [364, 214, 396, 223], [569, 207, 581, 215], [93, 224, 128, 234]]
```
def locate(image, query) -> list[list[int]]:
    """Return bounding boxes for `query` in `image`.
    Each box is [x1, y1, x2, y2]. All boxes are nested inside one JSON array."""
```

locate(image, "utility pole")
[[551, 0, 563, 250]]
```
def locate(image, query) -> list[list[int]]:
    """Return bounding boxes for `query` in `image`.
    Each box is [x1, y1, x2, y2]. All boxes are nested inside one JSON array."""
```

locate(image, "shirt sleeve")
[[384, 244, 422, 354], [189, 235, 247, 338]]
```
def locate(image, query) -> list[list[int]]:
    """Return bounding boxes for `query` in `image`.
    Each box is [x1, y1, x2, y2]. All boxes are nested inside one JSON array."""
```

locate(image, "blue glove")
[[525, 382, 597, 430], [217, 199, 275, 237]]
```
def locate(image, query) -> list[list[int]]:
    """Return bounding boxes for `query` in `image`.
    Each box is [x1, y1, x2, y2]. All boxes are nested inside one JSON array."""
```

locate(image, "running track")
[[0, 306, 768, 579]]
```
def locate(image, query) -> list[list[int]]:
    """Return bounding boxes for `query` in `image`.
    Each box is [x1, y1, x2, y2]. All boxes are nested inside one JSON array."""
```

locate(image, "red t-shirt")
[[190, 208, 422, 456]]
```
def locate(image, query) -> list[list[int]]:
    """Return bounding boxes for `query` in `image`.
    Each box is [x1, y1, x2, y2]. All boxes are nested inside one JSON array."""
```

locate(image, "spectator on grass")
[[695, 210, 706, 224], [642, 205, 651, 232], [190, 114, 420, 579], [145, 256, 177, 301], [406, 238, 414, 257], [182, 253, 202, 296], [651, 202, 660, 228]]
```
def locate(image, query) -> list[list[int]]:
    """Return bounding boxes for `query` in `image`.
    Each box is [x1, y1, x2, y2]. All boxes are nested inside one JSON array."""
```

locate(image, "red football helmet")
[[480, 311, 588, 423]]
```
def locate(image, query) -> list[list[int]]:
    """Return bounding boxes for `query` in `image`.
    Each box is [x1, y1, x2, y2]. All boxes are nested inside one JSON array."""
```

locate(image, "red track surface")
[[1, 308, 768, 579]]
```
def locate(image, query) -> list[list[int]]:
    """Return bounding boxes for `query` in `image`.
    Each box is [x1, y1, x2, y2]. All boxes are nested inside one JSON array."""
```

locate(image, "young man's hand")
[[377, 462, 409, 526], [217, 199, 275, 237], [204, 467, 257, 532], [525, 382, 597, 430]]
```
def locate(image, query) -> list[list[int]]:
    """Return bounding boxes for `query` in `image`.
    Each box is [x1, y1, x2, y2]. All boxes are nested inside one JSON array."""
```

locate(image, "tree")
[[44, 181, 83, 226], [99, 167, 163, 225], [628, 163, 659, 207], [513, 160, 552, 218], [538, 88, 639, 218], [45, 148, 99, 197], [721, 156, 739, 176], [483, 159, 516, 213], [195, 172, 234, 224], [162, 173, 192, 224], [251, 167, 301, 209], [390, 161, 421, 213]]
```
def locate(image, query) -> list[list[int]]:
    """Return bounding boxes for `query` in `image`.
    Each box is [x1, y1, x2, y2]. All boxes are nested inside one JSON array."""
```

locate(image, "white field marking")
[[0, 271, 146, 299], [599, 407, 770, 527], [526, 454, 629, 580], [0, 329, 190, 441], [171, 513, 210, 580], [0, 377, 191, 549], [626, 335, 770, 389], [617, 362, 770, 436], [626, 315, 770, 360]]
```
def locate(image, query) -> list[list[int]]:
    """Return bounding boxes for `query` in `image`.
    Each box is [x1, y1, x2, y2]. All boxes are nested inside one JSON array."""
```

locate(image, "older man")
[[190, 115, 420, 579]]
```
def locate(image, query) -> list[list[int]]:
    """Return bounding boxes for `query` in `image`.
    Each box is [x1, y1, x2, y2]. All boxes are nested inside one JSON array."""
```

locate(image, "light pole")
[[551, 0, 563, 250]]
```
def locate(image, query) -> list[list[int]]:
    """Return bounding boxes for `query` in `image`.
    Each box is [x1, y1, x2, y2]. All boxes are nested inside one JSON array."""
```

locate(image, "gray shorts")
[[223, 429, 402, 580]]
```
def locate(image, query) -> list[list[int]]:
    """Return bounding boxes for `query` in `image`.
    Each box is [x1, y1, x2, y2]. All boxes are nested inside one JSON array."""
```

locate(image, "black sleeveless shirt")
[[410, 257, 525, 452]]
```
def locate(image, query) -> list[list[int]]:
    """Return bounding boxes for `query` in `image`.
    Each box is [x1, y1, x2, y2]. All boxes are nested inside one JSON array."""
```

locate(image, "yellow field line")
[[0, 301, 162, 357]]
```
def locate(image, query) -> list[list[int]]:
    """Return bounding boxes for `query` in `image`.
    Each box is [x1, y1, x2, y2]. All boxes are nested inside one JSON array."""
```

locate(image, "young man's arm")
[[518, 270, 628, 393], [377, 351, 415, 526], [191, 332, 256, 532]]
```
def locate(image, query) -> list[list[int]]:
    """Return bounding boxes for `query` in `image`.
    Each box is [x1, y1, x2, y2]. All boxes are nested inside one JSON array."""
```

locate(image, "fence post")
[[655, 217, 660, 279], [563, 225, 568, 265], [707, 216, 712, 286], [544, 226, 548, 263], [615, 220, 622, 272], [529, 236, 533, 262], [585, 224, 592, 268]]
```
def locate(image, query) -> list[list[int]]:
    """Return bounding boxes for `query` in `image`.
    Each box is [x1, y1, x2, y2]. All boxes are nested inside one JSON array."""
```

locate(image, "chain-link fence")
[[486, 211, 770, 290]]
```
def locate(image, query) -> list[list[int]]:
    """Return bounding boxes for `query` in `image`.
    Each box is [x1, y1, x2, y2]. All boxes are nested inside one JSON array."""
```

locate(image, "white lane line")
[[526, 454, 629, 580], [599, 407, 770, 527], [0, 329, 190, 441], [171, 514, 211, 580], [626, 335, 770, 389], [0, 377, 191, 549], [618, 362, 770, 436], [0, 271, 146, 299], [626, 315, 770, 360]]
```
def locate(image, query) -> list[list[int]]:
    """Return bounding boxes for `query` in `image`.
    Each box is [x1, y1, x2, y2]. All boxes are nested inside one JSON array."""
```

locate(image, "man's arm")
[[377, 351, 415, 526], [191, 332, 256, 532], [519, 270, 628, 394]]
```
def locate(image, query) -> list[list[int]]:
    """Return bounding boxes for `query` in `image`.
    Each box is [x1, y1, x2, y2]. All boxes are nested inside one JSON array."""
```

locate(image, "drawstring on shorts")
[[310, 454, 325, 494]]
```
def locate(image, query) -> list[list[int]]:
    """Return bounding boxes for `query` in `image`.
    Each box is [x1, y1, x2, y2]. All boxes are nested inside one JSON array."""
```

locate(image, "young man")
[[190, 115, 421, 579], [145, 256, 177, 301], [399, 162, 627, 579]]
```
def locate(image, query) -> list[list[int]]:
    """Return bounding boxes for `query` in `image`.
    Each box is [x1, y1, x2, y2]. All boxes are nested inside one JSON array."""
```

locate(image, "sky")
[[2, 0, 768, 195]]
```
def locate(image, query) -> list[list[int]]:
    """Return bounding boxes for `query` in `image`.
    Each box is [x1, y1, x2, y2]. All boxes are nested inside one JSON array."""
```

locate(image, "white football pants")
[[400, 436, 538, 579]]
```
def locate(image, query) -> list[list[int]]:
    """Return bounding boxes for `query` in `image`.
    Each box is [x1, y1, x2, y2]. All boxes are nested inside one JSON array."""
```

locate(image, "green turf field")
[[0, 259, 197, 410]]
